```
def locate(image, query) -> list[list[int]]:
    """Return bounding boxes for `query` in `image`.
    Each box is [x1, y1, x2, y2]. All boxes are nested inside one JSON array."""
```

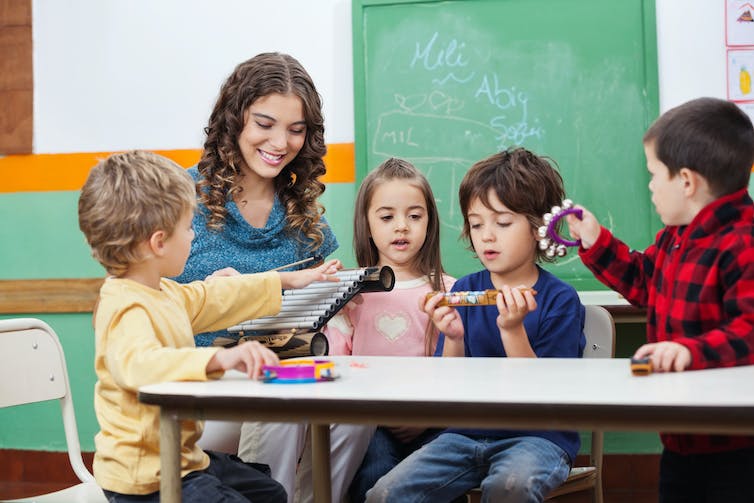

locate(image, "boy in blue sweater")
[[367, 148, 585, 503]]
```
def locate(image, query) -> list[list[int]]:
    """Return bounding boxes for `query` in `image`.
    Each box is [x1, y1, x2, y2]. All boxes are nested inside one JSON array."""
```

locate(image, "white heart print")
[[375, 312, 408, 341]]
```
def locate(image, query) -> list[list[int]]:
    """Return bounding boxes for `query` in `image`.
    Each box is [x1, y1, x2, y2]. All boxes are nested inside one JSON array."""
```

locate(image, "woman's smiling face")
[[238, 93, 307, 183]]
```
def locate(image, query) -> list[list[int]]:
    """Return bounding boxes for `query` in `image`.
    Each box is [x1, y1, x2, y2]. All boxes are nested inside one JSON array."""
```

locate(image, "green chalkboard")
[[353, 0, 661, 290]]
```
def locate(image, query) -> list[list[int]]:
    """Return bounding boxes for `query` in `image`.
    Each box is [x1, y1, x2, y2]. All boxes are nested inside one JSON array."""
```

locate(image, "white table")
[[138, 356, 754, 503]]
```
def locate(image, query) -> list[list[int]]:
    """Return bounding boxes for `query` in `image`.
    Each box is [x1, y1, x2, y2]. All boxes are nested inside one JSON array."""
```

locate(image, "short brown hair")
[[643, 97, 754, 196], [459, 148, 565, 263], [78, 150, 196, 276]]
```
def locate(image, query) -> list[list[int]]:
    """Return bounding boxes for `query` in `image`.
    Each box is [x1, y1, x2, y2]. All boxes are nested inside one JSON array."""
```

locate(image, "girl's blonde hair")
[[353, 158, 448, 355], [78, 150, 196, 276], [198, 52, 328, 251]]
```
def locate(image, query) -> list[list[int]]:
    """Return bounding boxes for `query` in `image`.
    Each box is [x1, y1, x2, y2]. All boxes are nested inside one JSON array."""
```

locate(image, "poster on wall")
[[727, 1, 754, 46], [727, 48, 754, 102]]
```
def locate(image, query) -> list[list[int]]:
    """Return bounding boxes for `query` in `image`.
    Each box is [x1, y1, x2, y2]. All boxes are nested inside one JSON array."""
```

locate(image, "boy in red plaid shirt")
[[566, 97, 754, 503]]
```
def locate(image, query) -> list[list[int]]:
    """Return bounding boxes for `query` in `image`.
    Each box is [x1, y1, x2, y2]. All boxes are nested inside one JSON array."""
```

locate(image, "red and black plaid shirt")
[[580, 188, 754, 454]]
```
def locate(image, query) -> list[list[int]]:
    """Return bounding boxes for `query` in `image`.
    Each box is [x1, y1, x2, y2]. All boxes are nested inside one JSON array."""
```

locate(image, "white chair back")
[[0, 317, 106, 502]]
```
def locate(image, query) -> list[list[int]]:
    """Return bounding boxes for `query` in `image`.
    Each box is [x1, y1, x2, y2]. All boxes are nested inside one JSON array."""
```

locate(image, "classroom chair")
[[196, 419, 243, 454], [467, 304, 615, 503], [0, 318, 106, 502]]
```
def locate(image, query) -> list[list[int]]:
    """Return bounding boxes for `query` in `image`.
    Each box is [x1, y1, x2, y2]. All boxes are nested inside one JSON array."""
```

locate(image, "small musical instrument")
[[261, 359, 337, 383], [537, 199, 583, 258], [425, 288, 537, 307], [227, 266, 395, 359], [630, 357, 653, 376]]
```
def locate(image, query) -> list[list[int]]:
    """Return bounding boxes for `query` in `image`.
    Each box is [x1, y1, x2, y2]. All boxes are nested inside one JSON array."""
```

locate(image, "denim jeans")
[[349, 427, 441, 503], [659, 446, 754, 503], [103, 450, 287, 503], [365, 433, 571, 503]]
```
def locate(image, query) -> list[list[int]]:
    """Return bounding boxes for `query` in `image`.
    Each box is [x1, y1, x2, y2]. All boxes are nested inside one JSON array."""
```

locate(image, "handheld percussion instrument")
[[537, 199, 583, 258]]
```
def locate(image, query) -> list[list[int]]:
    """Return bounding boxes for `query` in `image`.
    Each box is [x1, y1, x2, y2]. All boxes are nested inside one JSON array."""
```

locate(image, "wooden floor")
[[0, 450, 659, 501]]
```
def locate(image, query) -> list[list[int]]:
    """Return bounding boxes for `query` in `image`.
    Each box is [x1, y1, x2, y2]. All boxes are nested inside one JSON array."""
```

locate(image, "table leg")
[[159, 408, 181, 503], [311, 423, 332, 503]]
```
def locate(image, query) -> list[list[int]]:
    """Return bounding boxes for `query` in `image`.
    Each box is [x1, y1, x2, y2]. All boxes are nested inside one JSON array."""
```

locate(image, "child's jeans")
[[659, 446, 754, 503], [102, 450, 286, 503], [365, 432, 571, 503], [349, 426, 441, 503]]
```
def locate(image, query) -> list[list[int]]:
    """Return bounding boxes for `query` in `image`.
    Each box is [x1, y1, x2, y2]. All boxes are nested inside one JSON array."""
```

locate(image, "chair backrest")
[[581, 305, 614, 503], [0, 318, 95, 484], [582, 305, 615, 359]]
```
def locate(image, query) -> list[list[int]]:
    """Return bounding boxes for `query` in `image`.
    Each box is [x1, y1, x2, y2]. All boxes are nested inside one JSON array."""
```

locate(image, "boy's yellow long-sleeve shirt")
[[92, 272, 282, 495]]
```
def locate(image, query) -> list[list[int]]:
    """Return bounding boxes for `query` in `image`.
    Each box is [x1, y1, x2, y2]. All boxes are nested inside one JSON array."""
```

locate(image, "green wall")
[[0, 183, 660, 454]]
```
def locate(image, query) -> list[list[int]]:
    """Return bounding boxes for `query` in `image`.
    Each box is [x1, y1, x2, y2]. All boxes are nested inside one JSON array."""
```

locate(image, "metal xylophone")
[[226, 266, 395, 359]]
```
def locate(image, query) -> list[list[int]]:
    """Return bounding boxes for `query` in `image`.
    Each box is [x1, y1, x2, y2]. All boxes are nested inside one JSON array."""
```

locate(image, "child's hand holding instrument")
[[425, 288, 536, 307]]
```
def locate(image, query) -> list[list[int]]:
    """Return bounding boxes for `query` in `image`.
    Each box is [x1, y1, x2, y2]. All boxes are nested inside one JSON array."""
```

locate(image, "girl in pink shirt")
[[324, 157, 453, 502]]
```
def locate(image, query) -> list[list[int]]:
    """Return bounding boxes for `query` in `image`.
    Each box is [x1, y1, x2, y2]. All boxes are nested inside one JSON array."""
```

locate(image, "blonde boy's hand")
[[495, 285, 537, 330], [278, 259, 342, 290], [564, 205, 601, 249], [420, 292, 465, 340], [633, 341, 692, 372], [209, 340, 280, 379]]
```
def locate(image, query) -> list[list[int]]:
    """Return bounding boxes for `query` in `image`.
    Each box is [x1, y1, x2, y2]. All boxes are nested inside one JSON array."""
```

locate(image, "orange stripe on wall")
[[0, 143, 354, 193]]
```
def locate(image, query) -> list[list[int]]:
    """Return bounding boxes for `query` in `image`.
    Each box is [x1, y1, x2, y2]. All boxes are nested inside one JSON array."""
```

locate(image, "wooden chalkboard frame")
[[352, 0, 660, 290]]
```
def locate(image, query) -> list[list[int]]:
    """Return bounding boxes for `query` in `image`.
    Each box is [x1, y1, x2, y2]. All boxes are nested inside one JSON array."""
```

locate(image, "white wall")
[[655, 0, 725, 111], [32, 0, 353, 152], [32, 0, 722, 154]]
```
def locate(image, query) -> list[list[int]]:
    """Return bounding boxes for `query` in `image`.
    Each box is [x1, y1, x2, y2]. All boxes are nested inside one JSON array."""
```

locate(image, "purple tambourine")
[[537, 200, 583, 258]]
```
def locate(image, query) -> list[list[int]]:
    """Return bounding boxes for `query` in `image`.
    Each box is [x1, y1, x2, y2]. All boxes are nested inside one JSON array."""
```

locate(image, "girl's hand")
[[495, 285, 537, 330], [564, 205, 601, 249], [278, 259, 342, 290], [208, 340, 280, 379], [633, 342, 691, 372], [206, 267, 240, 280], [420, 292, 464, 340]]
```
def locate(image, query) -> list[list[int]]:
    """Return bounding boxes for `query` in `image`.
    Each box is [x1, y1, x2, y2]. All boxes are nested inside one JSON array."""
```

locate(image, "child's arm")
[[322, 308, 355, 356], [205, 267, 240, 280], [421, 292, 465, 356], [206, 340, 280, 379], [495, 285, 537, 357], [278, 259, 342, 289], [567, 205, 657, 307]]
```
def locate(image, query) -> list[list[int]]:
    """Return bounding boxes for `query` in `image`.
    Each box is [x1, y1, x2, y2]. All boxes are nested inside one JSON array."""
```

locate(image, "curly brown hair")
[[197, 52, 328, 251]]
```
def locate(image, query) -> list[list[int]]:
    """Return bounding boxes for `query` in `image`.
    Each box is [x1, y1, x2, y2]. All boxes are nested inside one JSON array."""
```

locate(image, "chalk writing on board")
[[372, 32, 547, 229]]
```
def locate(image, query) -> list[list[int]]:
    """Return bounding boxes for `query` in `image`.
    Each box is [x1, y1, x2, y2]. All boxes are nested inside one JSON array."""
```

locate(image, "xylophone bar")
[[228, 266, 395, 357], [276, 306, 334, 317]]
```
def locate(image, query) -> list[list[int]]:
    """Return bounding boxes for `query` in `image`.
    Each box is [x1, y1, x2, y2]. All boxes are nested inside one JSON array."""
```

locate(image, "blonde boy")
[[78, 150, 340, 503]]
